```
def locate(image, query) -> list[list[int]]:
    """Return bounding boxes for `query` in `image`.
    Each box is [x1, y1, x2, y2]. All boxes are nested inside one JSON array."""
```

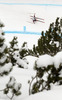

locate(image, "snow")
[[0, 62, 12, 74], [20, 43, 28, 52], [24, 56, 38, 70], [0, 0, 62, 33], [13, 82, 21, 92], [17, 58, 28, 69], [22, 58, 29, 64], [2, 0, 62, 49], [49, 41, 59, 47], [13, 51, 20, 60], [0, 66, 36, 100], [0, 0, 62, 100], [13, 44, 19, 50], [54, 41, 59, 47], [5, 34, 40, 49], [7, 76, 16, 88], [0, 56, 7, 63], [34, 52, 62, 69], [0, 0, 62, 4], [0, 44, 7, 53], [7, 76, 21, 92], [0, 29, 3, 35], [53, 51, 62, 68], [0, 54, 62, 100], [36, 54, 53, 68], [25, 85, 62, 100]]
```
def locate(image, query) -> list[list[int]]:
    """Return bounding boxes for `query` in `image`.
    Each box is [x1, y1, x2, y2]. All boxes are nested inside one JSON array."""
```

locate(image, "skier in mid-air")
[[30, 14, 44, 24], [32, 14, 36, 23]]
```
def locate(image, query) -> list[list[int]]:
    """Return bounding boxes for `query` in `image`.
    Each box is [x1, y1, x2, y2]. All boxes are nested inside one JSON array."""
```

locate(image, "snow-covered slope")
[[0, 63, 62, 100], [25, 85, 62, 100], [0, 0, 62, 48], [0, 0, 62, 32], [24, 56, 38, 69], [0, 0, 62, 100], [0, 66, 36, 100], [4, 33, 40, 49], [0, 0, 62, 4]]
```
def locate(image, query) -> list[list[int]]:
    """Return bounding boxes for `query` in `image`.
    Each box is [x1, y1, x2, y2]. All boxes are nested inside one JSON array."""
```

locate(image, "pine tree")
[[33, 17, 62, 56], [19, 42, 28, 58], [60, 18, 62, 50], [0, 21, 12, 76], [9, 36, 19, 66], [33, 45, 37, 55]]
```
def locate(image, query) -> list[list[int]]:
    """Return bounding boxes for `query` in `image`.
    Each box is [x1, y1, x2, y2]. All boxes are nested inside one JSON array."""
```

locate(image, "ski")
[[30, 16, 44, 20], [36, 17, 44, 20], [36, 20, 45, 23], [30, 18, 45, 23]]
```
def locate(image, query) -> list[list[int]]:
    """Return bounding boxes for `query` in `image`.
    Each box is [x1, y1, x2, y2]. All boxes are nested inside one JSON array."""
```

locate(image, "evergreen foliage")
[[9, 36, 19, 66], [4, 76, 21, 100], [28, 53, 62, 95], [0, 21, 12, 76], [0, 20, 5, 28], [19, 42, 29, 58], [33, 17, 62, 56]]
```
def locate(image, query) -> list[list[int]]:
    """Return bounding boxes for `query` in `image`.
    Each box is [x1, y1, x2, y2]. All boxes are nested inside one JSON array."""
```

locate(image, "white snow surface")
[[53, 51, 62, 68], [0, 66, 36, 100], [5, 34, 40, 49], [36, 54, 53, 68], [35, 51, 62, 69], [0, 62, 12, 74], [25, 85, 62, 100], [17, 58, 28, 69], [0, 54, 62, 100], [0, 0, 61, 32], [0, 0, 62, 4], [0, 28, 3, 35], [13, 82, 21, 91], [7, 76, 16, 88], [0, 0, 62, 100], [13, 44, 19, 50], [0, 56, 7, 63], [0, 44, 7, 53], [13, 51, 20, 60], [0, 0, 62, 49], [24, 56, 38, 70]]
